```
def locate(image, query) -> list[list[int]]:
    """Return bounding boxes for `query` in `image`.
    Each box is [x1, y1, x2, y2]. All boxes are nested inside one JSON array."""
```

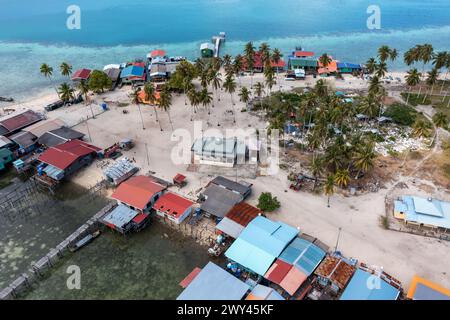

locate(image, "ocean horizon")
[[1, 0, 450, 100]]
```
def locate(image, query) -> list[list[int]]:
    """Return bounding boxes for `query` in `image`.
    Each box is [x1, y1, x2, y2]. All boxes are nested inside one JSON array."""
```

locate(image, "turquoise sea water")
[[0, 0, 450, 99]]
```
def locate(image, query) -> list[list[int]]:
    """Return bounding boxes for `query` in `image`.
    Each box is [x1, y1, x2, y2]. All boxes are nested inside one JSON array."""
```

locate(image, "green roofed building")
[[288, 57, 318, 71], [0, 148, 14, 170]]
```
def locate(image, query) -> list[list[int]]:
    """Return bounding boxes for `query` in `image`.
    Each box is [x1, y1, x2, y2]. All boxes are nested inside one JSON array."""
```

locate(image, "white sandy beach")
[[2, 70, 450, 291]]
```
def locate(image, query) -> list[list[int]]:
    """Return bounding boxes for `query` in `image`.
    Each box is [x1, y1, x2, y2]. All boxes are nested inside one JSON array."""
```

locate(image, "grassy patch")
[[401, 92, 432, 106]]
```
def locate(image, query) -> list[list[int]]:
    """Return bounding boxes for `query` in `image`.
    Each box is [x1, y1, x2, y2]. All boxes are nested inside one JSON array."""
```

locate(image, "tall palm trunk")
[[154, 106, 162, 131], [167, 111, 174, 131], [440, 70, 448, 94]]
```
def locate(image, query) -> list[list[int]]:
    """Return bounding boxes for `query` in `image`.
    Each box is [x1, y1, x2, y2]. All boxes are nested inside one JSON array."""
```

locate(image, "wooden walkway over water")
[[0, 202, 115, 300]]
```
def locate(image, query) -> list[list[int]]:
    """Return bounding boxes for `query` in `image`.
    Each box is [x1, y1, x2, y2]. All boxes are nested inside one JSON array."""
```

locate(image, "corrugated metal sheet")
[[177, 262, 250, 300], [216, 217, 244, 239], [101, 204, 139, 229], [225, 216, 298, 276], [279, 237, 326, 276], [340, 269, 400, 300]]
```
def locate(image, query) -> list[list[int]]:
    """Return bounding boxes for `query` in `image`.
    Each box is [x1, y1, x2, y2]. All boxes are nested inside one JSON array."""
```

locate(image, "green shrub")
[[384, 103, 417, 126], [257, 192, 281, 212]]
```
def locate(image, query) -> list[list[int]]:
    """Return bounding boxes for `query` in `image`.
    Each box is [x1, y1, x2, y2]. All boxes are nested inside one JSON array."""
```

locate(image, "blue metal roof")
[[120, 66, 145, 78], [278, 237, 326, 275], [225, 216, 298, 276], [340, 269, 400, 300], [177, 262, 250, 300], [398, 196, 450, 229]]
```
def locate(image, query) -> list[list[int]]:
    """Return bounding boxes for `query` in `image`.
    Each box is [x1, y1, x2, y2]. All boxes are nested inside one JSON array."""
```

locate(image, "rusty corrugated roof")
[[314, 256, 356, 289], [225, 202, 262, 227]]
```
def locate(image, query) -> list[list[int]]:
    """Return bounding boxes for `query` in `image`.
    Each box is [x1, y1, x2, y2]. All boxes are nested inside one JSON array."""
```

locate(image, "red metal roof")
[[71, 69, 92, 80], [225, 202, 262, 227], [38, 139, 100, 170], [294, 51, 315, 57], [132, 213, 148, 224], [243, 51, 286, 69], [0, 110, 42, 133], [151, 49, 166, 58], [173, 173, 186, 184], [153, 192, 194, 219], [111, 176, 166, 210], [265, 259, 292, 285], [179, 267, 202, 288]]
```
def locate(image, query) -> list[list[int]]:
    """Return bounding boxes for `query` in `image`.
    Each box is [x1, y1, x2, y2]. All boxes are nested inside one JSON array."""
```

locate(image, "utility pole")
[[85, 117, 92, 142], [334, 227, 342, 253]]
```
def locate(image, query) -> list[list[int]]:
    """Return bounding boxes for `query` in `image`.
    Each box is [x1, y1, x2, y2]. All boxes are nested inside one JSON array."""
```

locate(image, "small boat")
[[69, 230, 101, 252]]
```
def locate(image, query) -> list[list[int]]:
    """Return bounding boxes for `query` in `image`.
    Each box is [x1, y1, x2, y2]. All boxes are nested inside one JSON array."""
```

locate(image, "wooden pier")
[[0, 202, 116, 300], [211, 32, 226, 58]]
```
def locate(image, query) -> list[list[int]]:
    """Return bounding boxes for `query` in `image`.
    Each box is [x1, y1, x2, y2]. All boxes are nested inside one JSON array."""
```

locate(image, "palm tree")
[[365, 58, 377, 74], [223, 75, 237, 123], [187, 89, 201, 121], [405, 68, 421, 104], [209, 69, 222, 104], [378, 45, 391, 63], [334, 168, 350, 188], [423, 68, 439, 103], [254, 82, 265, 109], [324, 174, 335, 207], [375, 62, 388, 78], [412, 119, 431, 138], [58, 82, 74, 104], [319, 53, 332, 69], [419, 44, 434, 76], [159, 87, 173, 131], [389, 48, 398, 62], [272, 48, 283, 86], [200, 88, 213, 115], [432, 112, 448, 129], [259, 42, 271, 67], [233, 54, 243, 86], [353, 141, 376, 179], [144, 82, 162, 131], [432, 51, 449, 94], [244, 41, 256, 87], [60, 62, 72, 78], [359, 94, 380, 119], [40, 63, 58, 97], [239, 86, 250, 110], [265, 70, 276, 95], [311, 155, 324, 191], [130, 87, 145, 130], [404, 47, 420, 66], [223, 54, 233, 75], [77, 80, 90, 104]]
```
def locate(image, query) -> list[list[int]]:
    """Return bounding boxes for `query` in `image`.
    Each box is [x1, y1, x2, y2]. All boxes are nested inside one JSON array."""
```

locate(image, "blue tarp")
[[120, 66, 145, 78], [225, 216, 298, 276], [177, 262, 250, 300], [340, 269, 400, 300]]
